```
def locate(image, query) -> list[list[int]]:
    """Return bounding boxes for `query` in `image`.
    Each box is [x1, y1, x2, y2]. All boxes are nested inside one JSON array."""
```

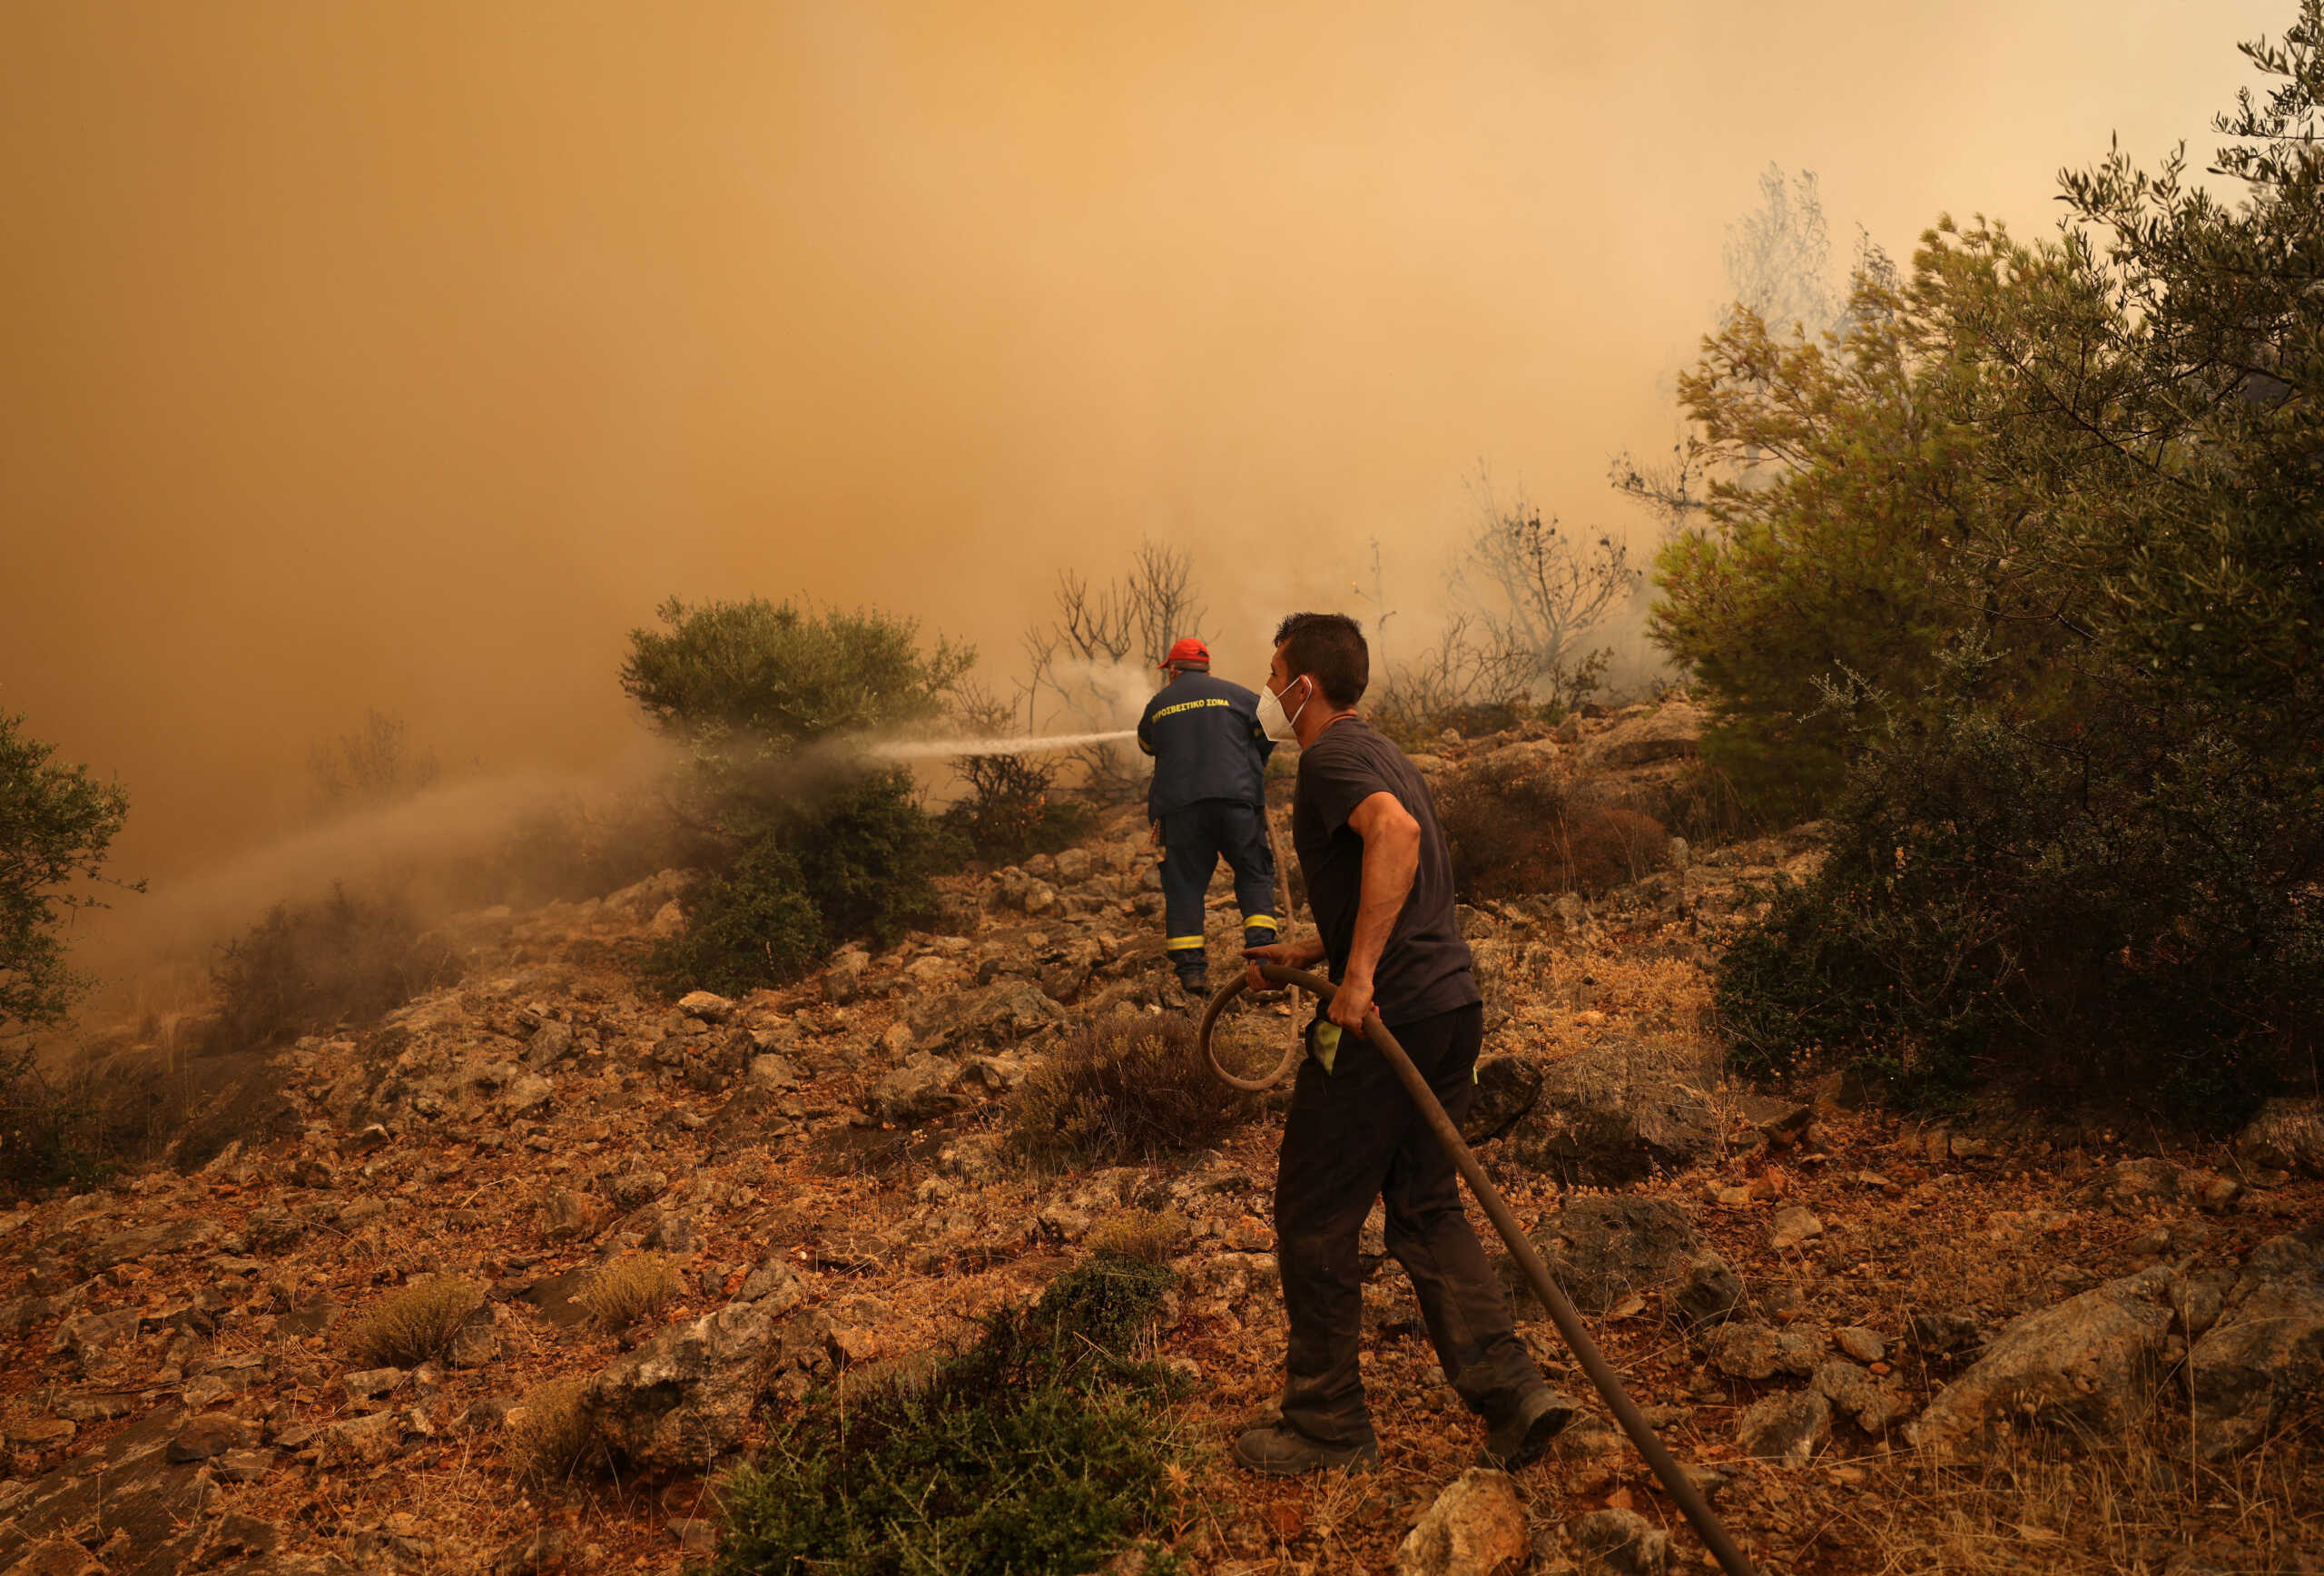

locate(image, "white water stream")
[[865, 728, 1141, 761]]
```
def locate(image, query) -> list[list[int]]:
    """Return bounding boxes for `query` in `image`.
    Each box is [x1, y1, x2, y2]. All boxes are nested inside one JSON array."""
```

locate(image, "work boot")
[[1173, 968, 1210, 1008], [1232, 1422, 1379, 1476], [1479, 1386, 1580, 1471]]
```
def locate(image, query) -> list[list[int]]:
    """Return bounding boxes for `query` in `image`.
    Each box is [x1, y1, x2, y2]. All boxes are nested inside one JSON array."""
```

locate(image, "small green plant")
[[506, 1374, 598, 1486], [715, 1251, 1187, 1576], [1010, 1017, 1249, 1170], [579, 1253, 681, 1330], [342, 1276, 486, 1368]]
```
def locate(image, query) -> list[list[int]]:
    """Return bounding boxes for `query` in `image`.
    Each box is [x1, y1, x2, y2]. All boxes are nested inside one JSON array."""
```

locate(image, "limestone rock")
[[2238, 1097, 2324, 1175], [1811, 1360, 1909, 1433], [735, 1258, 808, 1315], [584, 1301, 776, 1473], [1520, 1196, 1701, 1317], [1584, 702, 1703, 770], [676, 990, 735, 1023], [1394, 1467, 1529, 1576], [866, 1054, 963, 1125], [1768, 1207, 1823, 1250], [1737, 1388, 1831, 1465], [1706, 1321, 1819, 1381], [906, 978, 1067, 1053], [1571, 1507, 1670, 1575], [823, 948, 870, 1005], [2187, 1257, 2324, 1458], [1499, 1036, 1719, 1185], [1908, 1267, 2176, 1455], [1462, 1055, 1543, 1145], [1671, 1253, 1743, 1327], [1835, 1326, 1885, 1363]]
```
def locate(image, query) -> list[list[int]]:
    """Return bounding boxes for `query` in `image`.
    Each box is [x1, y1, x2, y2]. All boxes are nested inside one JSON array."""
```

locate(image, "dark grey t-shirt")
[[1291, 716, 1479, 1026]]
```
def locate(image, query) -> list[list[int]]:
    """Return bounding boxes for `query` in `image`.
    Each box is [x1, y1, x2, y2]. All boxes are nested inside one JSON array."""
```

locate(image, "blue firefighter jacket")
[[1137, 671, 1275, 820]]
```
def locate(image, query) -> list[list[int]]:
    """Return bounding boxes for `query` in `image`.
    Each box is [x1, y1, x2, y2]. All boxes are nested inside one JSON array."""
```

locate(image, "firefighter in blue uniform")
[[1137, 636, 1279, 1000]]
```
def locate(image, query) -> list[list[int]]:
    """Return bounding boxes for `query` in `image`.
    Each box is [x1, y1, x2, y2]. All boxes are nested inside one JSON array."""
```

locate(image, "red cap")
[[1158, 636, 1210, 670]]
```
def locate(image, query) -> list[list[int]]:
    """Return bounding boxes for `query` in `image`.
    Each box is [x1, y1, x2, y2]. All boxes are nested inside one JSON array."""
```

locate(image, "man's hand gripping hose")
[[1197, 963, 1760, 1576]]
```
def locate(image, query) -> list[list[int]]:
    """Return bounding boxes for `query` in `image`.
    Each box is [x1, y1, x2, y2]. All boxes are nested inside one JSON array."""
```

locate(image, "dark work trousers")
[[1275, 1001, 1544, 1446], [1158, 799, 1277, 977]]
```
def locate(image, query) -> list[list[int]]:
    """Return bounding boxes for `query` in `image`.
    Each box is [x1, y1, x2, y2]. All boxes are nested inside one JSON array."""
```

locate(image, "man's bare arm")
[[1329, 790, 1420, 1030]]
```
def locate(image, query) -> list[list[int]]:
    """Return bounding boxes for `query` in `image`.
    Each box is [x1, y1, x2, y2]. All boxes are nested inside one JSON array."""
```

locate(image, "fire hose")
[[1196, 964, 1758, 1576]]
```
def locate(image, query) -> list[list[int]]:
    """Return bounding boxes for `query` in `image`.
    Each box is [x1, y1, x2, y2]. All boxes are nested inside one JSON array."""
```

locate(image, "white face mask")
[[1256, 674, 1310, 744]]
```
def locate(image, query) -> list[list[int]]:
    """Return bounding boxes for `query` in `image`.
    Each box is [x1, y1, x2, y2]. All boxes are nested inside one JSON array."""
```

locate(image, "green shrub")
[[642, 770, 965, 998], [715, 1252, 1187, 1576], [793, 770, 966, 948], [1715, 677, 2323, 1122], [1010, 1017, 1249, 1170], [204, 885, 457, 1054], [342, 1276, 487, 1368], [642, 840, 826, 997]]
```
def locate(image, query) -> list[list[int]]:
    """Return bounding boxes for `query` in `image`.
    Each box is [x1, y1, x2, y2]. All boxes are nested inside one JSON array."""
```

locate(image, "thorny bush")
[[1009, 1015, 1251, 1170]]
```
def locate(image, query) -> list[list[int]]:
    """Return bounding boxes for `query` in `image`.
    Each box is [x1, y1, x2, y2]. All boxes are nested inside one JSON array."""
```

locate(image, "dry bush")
[[506, 1375, 598, 1487], [1010, 1016, 1249, 1170], [579, 1253, 681, 1329], [1438, 754, 1667, 900], [1087, 1208, 1190, 1266], [204, 884, 457, 1055], [343, 1276, 485, 1369]]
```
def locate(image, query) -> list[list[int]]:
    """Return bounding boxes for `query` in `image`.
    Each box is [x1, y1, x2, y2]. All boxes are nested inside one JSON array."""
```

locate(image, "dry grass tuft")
[[342, 1275, 486, 1369], [506, 1374, 597, 1487], [579, 1252, 681, 1329], [1087, 1207, 1190, 1266], [1860, 1428, 2324, 1575]]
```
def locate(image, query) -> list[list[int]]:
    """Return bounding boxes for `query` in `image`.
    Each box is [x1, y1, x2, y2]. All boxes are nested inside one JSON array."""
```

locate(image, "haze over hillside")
[[0, 0, 2283, 882]]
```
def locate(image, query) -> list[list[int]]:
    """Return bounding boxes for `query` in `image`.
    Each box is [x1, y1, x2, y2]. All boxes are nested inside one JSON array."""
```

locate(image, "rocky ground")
[[3, 699, 2319, 1576]]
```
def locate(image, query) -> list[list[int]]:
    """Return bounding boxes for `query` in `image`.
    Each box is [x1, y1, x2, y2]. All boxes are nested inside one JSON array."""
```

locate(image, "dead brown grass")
[[1088, 1207, 1190, 1266], [1856, 1425, 2324, 1574], [506, 1374, 598, 1487], [579, 1252, 681, 1329], [341, 1275, 486, 1369]]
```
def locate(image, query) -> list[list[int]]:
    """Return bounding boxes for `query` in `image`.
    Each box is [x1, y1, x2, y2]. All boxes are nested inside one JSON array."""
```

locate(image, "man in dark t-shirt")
[[1236, 611, 1574, 1476]]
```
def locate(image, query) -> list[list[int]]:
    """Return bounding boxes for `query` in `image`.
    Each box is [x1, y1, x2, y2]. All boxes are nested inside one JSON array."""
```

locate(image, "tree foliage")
[[1679, 3, 2324, 1118], [1, 713, 134, 1044], [618, 597, 974, 998], [621, 596, 971, 750]]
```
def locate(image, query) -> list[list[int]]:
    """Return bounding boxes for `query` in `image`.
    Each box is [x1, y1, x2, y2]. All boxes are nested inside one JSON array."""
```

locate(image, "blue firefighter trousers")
[[1158, 798, 1277, 982]]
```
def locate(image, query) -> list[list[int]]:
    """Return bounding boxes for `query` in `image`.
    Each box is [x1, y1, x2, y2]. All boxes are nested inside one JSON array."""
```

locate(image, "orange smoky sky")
[[0, 0, 2285, 882]]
